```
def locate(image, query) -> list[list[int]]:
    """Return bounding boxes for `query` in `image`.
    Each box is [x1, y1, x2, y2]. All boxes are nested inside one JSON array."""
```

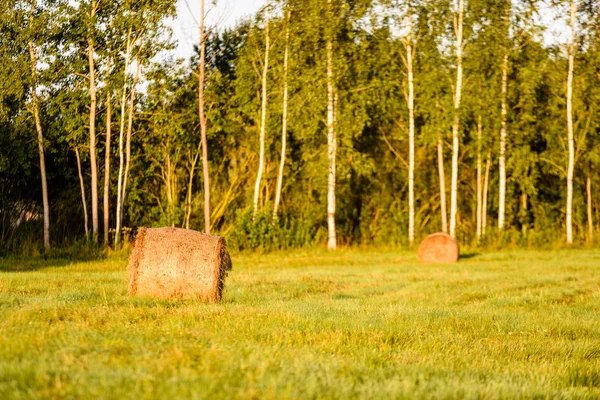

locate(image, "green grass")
[[1, 249, 600, 399]]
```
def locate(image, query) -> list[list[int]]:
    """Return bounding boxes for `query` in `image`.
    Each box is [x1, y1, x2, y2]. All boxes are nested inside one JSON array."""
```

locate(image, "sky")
[[169, 0, 568, 62], [172, 0, 264, 61]]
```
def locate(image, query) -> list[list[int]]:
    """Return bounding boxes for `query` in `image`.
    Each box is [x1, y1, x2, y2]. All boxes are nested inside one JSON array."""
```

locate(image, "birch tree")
[[103, 90, 111, 245], [482, 150, 491, 236], [102, 15, 116, 246], [252, 2, 270, 221], [87, 0, 99, 242], [75, 148, 89, 239], [120, 37, 143, 232], [198, 0, 211, 233], [27, 0, 50, 249], [498, 2, 510, 231], [565, 0, 575, 245], [326, 0, 337, 250], [449, 0, 464, 238], [587, 175, 592, 242], [114, 0, 176, 246], [438, 132, 448, 233], [476, 116, 482, 240], [405, 12, 416, 246], [273, 9, 291, 222], [114, 29, 132, 247]]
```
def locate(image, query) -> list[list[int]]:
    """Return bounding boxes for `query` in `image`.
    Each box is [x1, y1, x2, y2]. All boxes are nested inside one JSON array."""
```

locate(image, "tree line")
[[0, 0, 599, 254]]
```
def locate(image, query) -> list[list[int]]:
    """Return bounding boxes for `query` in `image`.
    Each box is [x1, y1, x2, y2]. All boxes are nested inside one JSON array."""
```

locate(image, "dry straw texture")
[[128, 227, 232, 301], [417, 232, 459, 264]]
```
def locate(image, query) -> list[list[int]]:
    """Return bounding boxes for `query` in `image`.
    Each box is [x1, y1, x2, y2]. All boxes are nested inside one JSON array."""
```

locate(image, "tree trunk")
[[521, 193, 528, 234], [120, 39, 143, 228], [406, 17, 415, 247], [198, 0, 211, 233], [587, 175, 593, 242], [184, 145, 201, 229], [476, 116, 482, 241], [252, 2, 269, 221], [115, 30, 132, 247], [160, 150, 180, 227], [326, 0, 337, 250], [437, 133, 447, 233], [273, 9, 291, 223], [103, 90, 111, 246], [88, 0, 98, 242], [449, 0, 464, 238], [566, 0, 575, 245], [75, 148, 89, 240], [28, 28, 50, 249], [498, 52, 508, 231], [482, 150, 491, 236]]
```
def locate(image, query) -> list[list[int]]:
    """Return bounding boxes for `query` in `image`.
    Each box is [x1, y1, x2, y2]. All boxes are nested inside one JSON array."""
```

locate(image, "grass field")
[[1, 249, 600, 399]]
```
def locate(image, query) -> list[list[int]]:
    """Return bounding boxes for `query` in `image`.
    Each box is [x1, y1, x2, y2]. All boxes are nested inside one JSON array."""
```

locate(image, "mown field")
[[1, 249, 600, 399]]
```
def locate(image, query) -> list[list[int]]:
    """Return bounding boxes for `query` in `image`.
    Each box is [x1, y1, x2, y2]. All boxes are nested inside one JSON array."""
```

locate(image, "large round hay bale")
[[417, 232, 459, 263], [127, 227, 232, 301]]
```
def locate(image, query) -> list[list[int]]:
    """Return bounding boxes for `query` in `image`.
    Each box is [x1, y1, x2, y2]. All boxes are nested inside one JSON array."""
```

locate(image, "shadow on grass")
[[459, 252, 480, 260], [0, 258, 73, 273], [0, 245, 113, 273]]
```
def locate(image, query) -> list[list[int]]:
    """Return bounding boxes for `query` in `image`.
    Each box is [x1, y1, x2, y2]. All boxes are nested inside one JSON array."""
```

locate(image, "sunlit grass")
[[1, 249, 599, 399]]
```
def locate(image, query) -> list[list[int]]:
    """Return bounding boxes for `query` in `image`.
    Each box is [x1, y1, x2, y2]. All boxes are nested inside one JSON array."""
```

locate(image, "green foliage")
[[228, 209, 323, 251], [1, 0, 600, 252]]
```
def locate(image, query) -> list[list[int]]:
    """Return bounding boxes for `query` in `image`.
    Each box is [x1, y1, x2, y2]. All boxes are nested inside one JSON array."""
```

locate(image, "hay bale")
[[417, 232, 459, 264], [127, 227, 232, 301]]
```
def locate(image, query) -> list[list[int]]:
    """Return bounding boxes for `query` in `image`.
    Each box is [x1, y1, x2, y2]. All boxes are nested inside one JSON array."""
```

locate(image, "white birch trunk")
[[498, 52, 508, 230], [199, 0, 211, 233], [88, 0, 98, 242], [114, 30, 131, 247], [406, 17, 415, 246], [437, 134, 448, 233], [326, 0, 337, 250], [103, 90, 111, 245], [476, 116, 482, 241], [521, 193, 528, 234], [28, 26, 50, 249], [185, 147, 200, 229], [273, 9, 291, 223], [252, 2, 269, 221], [482, 150, 491, 236], [587, 175, 593, 242], [449, 0, 464, 238], [566, 0, 575, 244], [75, 148, 89, 240], [120, 40, 142, 228]]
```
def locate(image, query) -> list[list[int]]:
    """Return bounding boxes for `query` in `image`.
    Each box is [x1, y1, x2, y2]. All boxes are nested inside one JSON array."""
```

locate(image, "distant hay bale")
[[127, 227, 232, 301], [417, 232, 459, 264]]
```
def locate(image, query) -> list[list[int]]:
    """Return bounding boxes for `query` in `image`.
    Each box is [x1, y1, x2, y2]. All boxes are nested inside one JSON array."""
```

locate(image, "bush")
[[228, 208, 323, 251]]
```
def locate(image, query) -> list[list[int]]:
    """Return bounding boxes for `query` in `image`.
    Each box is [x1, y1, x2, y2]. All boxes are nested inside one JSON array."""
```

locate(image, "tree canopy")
[[1, 0, 598, 254]]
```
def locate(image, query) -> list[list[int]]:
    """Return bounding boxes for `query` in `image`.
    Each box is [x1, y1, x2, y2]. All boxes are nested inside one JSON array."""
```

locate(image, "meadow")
[[1, 249, 599, 399]]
